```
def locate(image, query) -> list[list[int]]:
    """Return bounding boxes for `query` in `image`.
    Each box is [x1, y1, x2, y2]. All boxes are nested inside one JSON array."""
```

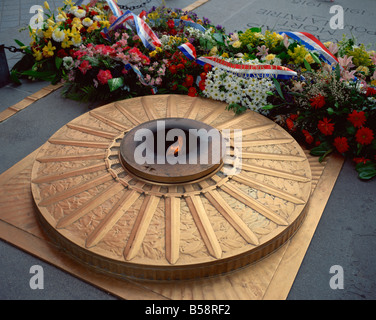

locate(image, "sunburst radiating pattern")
[[31, 95, 312, 280]]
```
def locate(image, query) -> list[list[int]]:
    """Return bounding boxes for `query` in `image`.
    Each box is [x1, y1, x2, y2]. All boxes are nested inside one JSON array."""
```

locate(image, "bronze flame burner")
[[119, 118, 224, 184]]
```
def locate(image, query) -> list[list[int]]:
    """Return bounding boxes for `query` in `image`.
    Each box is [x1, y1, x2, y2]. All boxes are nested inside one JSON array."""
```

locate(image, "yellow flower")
[[221, 52, 229, 58], [42, 41, 56, 57], [304, 53, 314, 64], [171, 12, 177, 18], [70, 25, 80, 38], [149, 50, 157, 58], [371, 80, 376, 87], [63, 0, 74, 6], [61, 37, 73, 49], [43, 26, 54, 39], [156, 46, 163, 53], [100, 20, 110, 28], [87, 21, 99, 33], [181, 15, 189, 20], [148, 12, 159, 20], [33, 48, 43, 61], [209, 46, 218, 56], [197, 19, 203, 25], [356, 66, 370, 75], [265, 54, 276, 61], [232, 40, 242, 48], [44, 1, 50, 10]]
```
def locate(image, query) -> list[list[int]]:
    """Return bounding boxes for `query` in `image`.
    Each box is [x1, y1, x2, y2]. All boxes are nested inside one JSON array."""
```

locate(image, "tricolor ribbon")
[[178, 42, 197, 61], [177, 43, 297, 80], [101, 10, 161, 51], [280, 31, 338, 66], [196, 56, 298, 79], [104, 0, 123, 18]]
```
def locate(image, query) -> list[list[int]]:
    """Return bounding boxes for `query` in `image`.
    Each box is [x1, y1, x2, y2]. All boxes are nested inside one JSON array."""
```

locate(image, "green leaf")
[[226, 102, 247, 115], [335, 63, 341, 81], [303, 58, 312, 71], [310, 52, 321, 64], [20, 70, 55, 82], [356, 162, 376, 180], [327, 107, 334, 115], [10, 69, 21, 85], [108, 77, 124, 92], [55, 56, 63, 70], [272, 78, 285, 100], [310, 142, 331, 157], [212, 33, 224, 44], [262, 104, 276, 110], [250, 27, 262, 33], [319, 148, 333, 163], [346, 126, 356, 135]]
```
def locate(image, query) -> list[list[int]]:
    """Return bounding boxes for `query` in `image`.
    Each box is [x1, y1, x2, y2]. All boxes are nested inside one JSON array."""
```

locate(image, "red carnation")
[[185, 75, 194, 87], [203, 63, 212, 73], [97, 69, 112, 85], [310, 94, 326, 109], [347, 110, 366, 128], [333, 136, 349, 153], [355, 127, 374, 145], [167, 19, 175, 29], [188, 87, 197, 97], [286, 118, 295, 131], [78, 60, 92, 75], [198, 79, 206, 91], [318, 117, 334, 136], [168, 65, 177, 74], [302, 129, 314, 144], [366, 86, 376, 97]]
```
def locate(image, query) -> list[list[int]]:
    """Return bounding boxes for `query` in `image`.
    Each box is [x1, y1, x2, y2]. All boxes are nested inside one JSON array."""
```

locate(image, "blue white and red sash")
[[104, 0, 123, 18], [178, 42, 197, 61], [101, 10, 161, 51], [280, 31, 338, 66], [196, 56, 297, 79]]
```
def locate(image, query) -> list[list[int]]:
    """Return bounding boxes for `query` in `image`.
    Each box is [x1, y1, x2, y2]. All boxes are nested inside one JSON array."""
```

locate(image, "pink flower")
[[97, 69, 112, 85], [78, 60, 92, 75], [283, 33, 290, 49], [256, 45, 269, 59], [338, 55, 355, 70], [340, 69, 356, 81], [370, 52, 376, 65], [327, 42, 338, 55]]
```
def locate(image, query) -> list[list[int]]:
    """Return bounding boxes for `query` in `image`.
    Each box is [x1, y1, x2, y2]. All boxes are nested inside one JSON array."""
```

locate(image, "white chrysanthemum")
[[82, 17, 93, 27], [71, 36, 82, 47], [52, 28, 65, 42], [62, 56, 74, 70], [93, 15, 102, 21], [74, 9, 86, 18], [56, 14, 66, 22]]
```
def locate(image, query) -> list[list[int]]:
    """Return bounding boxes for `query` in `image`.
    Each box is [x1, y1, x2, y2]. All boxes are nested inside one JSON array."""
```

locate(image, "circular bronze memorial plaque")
[[31, 95, 312, 280]]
